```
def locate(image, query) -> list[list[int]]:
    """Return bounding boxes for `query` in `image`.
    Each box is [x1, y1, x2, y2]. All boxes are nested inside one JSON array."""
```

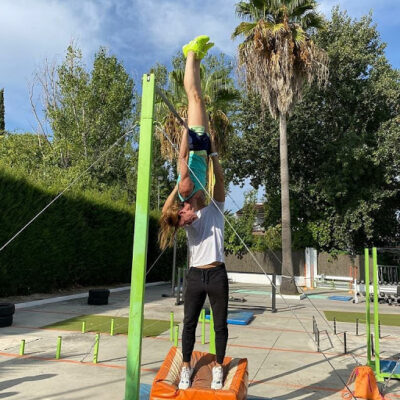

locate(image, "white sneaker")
[[178, 366, 193, 390], [211, 365, 223, 389]]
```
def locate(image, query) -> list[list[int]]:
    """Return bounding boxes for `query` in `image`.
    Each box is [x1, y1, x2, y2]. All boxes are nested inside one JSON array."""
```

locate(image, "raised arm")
[[162, 185, 179, 214], [210, 138, 224, 202]]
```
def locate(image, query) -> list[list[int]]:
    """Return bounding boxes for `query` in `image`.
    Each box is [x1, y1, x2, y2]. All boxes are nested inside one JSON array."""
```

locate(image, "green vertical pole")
[[81, 321, 86, 333], [110, 318, 115, 336], [124, 73, 155, 400], [19, 339, 25, 356], [93, 333, 100, 364], [372, 247, 381, 379], [365, 248, 371, 366], [56, 336, 62, 360], [174, 325, 179, 347], [209, 309, 216, 354]]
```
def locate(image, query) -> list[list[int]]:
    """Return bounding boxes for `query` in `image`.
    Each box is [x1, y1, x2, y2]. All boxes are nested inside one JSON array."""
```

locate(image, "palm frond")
[[213, 88, 241, 104], [209, 109, 232, 155], [290, 2, 316, 17], [264, 0, 285, 10], [235, 1, 257, 20], [283, 0, 311, 10], [298, 12, 325, 30], [291, 26, 306, 45], [232, 21, 258, 38], [271, 22, 285, 32], [235, 0, 268, 20], [169, 69, 185, 96]]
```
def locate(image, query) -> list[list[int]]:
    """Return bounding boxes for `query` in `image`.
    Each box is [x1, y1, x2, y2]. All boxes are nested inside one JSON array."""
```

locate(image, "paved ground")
[[0, 282, 399, 400]]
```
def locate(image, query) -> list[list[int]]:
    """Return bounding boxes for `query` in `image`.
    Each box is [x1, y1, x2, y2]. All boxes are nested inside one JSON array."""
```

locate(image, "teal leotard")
[[177, 126, 210, 202]]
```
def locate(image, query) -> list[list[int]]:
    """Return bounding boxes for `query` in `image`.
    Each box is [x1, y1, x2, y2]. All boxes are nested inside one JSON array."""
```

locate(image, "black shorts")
[[188, 128, 211, 154]]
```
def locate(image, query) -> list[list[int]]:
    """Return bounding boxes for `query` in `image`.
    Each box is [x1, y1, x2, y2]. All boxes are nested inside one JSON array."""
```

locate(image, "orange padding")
[[150, 346, 248, 400]]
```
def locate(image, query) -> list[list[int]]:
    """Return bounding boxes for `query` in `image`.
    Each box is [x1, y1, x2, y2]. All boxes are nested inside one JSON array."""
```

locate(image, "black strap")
[[155, 86, 189, 130]]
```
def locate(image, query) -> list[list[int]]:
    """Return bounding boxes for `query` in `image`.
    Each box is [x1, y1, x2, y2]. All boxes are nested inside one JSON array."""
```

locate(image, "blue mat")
[[140, 383, 151, 399], [205, 310, 254, 325], [381, 360, 400, 374], [328, 295, 353, 301]]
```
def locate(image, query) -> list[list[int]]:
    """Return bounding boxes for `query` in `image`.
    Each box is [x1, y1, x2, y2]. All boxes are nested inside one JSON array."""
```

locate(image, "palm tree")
[[156, 55, 239, 162], [232, 0, 328, 294]]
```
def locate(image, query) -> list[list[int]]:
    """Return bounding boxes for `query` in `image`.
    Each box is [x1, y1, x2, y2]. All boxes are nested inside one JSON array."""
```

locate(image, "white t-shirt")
[[184, 201, 225, 267]]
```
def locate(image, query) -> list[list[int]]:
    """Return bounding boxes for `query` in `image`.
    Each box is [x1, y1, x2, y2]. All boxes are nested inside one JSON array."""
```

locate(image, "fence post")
[[56, 336, 62, 360], [93, 333, 100, 363], [19, 340, 25, 356], [174, 325, 179, 347], [110, 319, 115, 336]]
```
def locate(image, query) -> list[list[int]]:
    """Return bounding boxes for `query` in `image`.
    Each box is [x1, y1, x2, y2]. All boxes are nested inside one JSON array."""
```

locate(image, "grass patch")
[[324, 311, 400, 327], [42, 315, 176, 336]]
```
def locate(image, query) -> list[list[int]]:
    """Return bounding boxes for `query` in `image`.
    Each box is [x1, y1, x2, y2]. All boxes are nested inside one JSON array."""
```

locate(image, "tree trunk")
[[279, 113, 298, 295]]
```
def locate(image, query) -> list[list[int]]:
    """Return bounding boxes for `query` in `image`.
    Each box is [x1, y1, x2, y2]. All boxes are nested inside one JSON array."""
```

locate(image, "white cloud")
[[0, 0, 109, 131], [132, 0, 239, 59], [0, 1, 105, 84]]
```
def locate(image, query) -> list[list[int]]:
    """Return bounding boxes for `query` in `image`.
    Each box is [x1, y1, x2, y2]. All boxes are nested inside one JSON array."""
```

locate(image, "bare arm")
[[210, 138, 224, 202], [162, 185, 178, 214]]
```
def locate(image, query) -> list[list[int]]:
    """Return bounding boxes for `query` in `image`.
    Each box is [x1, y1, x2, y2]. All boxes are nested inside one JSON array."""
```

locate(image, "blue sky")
[[1, 0, 399, 211]]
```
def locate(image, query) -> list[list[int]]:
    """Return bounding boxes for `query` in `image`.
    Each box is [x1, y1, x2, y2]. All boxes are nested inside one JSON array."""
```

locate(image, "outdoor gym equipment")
[[149, 346, 248, 400]]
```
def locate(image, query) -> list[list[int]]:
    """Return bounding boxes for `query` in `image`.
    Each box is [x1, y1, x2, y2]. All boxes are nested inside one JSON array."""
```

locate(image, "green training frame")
[[365, 247, 400, 382], [124, 73, 155, 400]]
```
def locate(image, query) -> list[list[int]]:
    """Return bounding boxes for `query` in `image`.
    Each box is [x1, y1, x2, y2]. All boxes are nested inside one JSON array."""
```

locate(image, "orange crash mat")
[[150, 346, 248, 400]]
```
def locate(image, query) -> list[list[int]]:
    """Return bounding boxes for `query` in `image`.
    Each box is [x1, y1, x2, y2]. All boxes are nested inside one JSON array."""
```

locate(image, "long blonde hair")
[[158, 201, 180, 250]]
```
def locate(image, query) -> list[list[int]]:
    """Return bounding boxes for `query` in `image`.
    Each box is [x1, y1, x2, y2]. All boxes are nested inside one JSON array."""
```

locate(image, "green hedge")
[[0, 167, 186, 296]]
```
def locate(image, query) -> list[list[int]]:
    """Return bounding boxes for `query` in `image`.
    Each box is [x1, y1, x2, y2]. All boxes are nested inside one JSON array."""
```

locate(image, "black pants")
[[182, 264, 229, 364]]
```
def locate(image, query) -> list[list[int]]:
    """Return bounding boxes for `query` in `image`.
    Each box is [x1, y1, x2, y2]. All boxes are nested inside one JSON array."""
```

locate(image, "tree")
[[32, 44, 136, 189], [0, 134, 49, 176], [228, 8, 400, 253], [225, 190, 258, 257], [232, 0, 328, 294], [47, 45, 90, 167], [0, 89, 4, 133]]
